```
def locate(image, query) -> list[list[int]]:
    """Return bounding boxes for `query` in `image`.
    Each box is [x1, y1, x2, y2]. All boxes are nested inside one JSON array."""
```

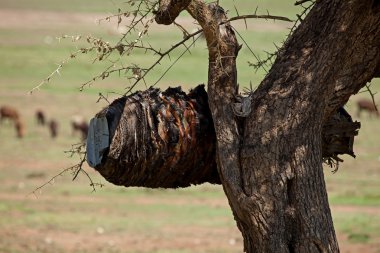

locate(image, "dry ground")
[[0, 161, 379, 253]]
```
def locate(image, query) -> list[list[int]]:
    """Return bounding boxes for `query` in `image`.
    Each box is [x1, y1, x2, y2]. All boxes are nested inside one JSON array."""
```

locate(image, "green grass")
[[0, 0, 126, 13], [333, 212, 380, 243]]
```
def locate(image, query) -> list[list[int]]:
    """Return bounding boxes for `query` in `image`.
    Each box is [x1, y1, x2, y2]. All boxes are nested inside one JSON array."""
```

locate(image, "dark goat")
[[36, 110, 46, 125], [72, 120, 88, 140], [357, 99, 379, 118], [49, 119, 59, 138]]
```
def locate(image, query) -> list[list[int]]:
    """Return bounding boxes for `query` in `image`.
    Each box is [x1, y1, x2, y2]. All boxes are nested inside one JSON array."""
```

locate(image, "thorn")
[[233, 4, 240, 16]]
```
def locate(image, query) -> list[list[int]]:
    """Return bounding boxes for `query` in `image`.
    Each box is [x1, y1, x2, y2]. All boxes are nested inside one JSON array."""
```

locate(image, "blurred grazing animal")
[[0, 105, 19, 123], [49, 119, 58, 138], [71, 116, 89, 140], [35, 109, 46, 125], [71, 115, 85, 134], [357, 99, 379, 118], [72, 121, 88, 140], [15, 119, 25, 138]]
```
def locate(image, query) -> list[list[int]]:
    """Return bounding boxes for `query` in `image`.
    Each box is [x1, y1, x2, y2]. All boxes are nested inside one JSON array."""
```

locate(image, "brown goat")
[[71, 119, 88, 140], [0, 105, 19, 123], [0, 106, 24, 138], [15, 119, 25, 138], [49, 119, 59, 138], [357, 99, 379, 118], [36, 109, 46, 126]]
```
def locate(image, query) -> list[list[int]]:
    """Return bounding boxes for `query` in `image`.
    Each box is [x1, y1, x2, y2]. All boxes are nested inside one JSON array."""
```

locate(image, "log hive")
[[322, 107, 360, 164], [87, 85, 360, 188], [87, 85, 219, 188]]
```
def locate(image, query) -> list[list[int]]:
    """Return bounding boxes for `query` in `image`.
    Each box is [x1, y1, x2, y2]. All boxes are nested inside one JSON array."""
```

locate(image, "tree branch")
[[124, 28, 203, 94], [185, 1, 252, 217], [224, 14, 292, 24], [295, 0, 314, 6], [154, 0, 192, 25]]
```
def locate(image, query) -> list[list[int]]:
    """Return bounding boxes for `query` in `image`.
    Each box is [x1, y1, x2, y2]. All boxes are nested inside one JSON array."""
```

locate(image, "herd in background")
[[0, 98, 379, 140], [0, 105, 89, 140]]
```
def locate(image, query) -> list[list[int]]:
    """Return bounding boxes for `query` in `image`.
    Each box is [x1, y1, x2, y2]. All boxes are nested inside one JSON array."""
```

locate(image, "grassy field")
[[0, 0, 380, 252]]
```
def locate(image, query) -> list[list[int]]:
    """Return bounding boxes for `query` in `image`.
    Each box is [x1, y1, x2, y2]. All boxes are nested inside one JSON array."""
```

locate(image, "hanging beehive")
[[322, 107, 360, 165], [87, 85, 360, 188], [87, 85, 220, 188]]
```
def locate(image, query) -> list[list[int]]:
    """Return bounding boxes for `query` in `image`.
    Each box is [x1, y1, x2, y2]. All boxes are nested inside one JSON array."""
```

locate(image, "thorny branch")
[[151, 34, 200, 87], [248, 1, 314, 72], [29, 156, 101, 196], [365, 83, 378, 112], [33, 1, 293, 192], [31, 144, 103, 195], [295, 0, 315, 6], [33, 0, 292, 94], [224, 14, 292, 24], [30, 62, 64, 94], [124, 29, 203, 94], [359, 82, 379, 112]]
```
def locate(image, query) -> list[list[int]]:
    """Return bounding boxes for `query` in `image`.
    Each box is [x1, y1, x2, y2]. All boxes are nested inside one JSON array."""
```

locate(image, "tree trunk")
[[88, 0, 380, 252], [183, 0, 380, 252], [236, 1, 380, 252]]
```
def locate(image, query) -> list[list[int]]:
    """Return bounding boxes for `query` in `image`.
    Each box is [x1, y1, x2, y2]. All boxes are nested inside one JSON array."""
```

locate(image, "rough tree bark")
[[153, 1, 380, 252], [238, 2, 380, 252]]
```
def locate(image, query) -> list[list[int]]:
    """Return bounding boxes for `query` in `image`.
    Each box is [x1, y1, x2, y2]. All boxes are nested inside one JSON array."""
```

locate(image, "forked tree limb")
[[154, 0, 192, 25]]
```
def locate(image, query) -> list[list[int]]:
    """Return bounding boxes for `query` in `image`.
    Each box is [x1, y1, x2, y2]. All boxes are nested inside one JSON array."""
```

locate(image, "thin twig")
[[124, 29, 204, 95], [97, 92, 111, 104], [29, 167, 71, 197], [117, 2, 157, 45], [365, 83, 378, 112], [152, 35, 200, 87], [224, 14, 293, 24], [30, 63, 64, 94], [295, 0, 314, 6], [231, 26, 267, 73], [173, 21, 191, 37], [30, 144, 102, 195], [72, 155, 87, 181]]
